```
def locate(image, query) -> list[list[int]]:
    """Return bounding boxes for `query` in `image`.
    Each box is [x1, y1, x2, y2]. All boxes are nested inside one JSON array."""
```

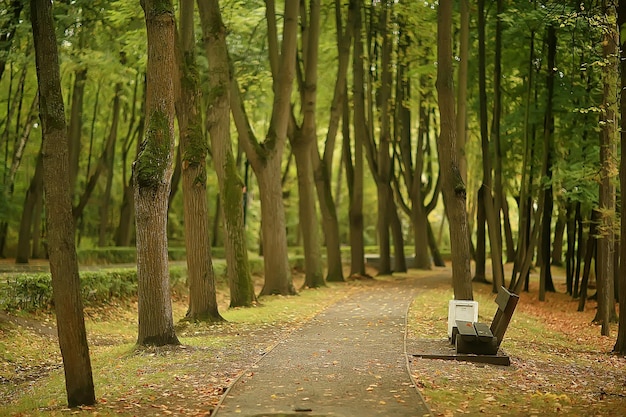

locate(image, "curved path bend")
[[213, 276, 432, 417]]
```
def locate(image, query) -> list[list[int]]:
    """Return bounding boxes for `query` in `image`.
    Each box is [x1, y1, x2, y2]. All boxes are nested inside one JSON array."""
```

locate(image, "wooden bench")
[[452, 286, 519, 355]]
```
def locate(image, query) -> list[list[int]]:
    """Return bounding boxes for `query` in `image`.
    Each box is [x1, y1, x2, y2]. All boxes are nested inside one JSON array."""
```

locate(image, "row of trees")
[[5, 0, 626, 406]]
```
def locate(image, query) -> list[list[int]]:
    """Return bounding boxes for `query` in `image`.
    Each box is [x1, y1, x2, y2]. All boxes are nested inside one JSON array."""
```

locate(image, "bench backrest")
[[490, 286, 519, 348]]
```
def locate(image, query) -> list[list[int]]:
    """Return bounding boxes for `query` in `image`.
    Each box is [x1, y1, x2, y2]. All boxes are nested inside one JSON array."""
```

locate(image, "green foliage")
[[75, 246, 189, 264], [1, 273, 53, 311], [0, 265, 188, 312]]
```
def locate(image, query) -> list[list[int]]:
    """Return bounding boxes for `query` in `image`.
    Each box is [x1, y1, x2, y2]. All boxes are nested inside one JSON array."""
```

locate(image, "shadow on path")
[[213, 275, 434, 417]]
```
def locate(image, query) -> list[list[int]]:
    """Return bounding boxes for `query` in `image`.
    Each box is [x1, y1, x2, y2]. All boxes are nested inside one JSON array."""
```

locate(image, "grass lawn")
[[1, 263, 625, 416], [406, 265, 626, 417]]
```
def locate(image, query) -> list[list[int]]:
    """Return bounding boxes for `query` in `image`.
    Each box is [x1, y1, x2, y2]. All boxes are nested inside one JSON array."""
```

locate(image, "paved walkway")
[[213, 276, 432, 417]]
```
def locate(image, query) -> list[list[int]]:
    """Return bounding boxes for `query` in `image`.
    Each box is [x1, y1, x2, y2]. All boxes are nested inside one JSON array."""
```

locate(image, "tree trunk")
[[198, 0, 255, 308], [597, 0, 618, 336], [456, 0, 469, 184], [175, 0, 224, 320], [135, 0, 180, 347], [473, 185, 487, 283], [565, 201, 576, 295], [491, 0, 506, 273], [412, 120, 431, 270], [573, 202, 584, 298], [512, 18, 536, 290], [310, 0, 356, 283], [426, 220, 445, 267], [615, 0, 626, 354], [551, 206, 566, 266], [230, 0, 299, 296], [16, 149, 43, 264], [115, 76, 144, 247], [98, 84, 121, 247], [436, 0, 473, 300], [256, 156, 296, 295], [67, 67, 87, 197], [290, 0, 325, 289], [478, 0, 504, 292], [390, 200, 406, 272], [410, 68, 432, 270], [538, 25, 558, 301], [30, 0, 95, 406], [578, 211, 598, 312], [347, 0, 366, 277], [374, 3, 394, 275]]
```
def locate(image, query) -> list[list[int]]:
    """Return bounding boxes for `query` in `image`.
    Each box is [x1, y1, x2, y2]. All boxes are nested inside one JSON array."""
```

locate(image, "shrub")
[[0, 265, 189, 312]]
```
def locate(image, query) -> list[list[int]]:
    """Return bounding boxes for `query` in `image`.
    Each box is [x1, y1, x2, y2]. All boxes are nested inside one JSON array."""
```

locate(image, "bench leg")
[[455, 336, 499, 355]]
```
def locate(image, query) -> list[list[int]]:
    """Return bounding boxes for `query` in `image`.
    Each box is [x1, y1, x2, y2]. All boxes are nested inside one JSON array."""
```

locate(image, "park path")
[[213, 275, 432, 417]]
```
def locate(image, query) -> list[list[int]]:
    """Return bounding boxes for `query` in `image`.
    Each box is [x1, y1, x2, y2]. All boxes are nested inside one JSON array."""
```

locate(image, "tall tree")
[[358, 1, 406, 274], [597, 0, 617, 336], [538, 25, 557, 301], [115, 75, 144, 247], [310, 0, 356, 283], [176, 0, 224, 320], [456, 0, 469, 184], [30, 0, 95, 406], [197, 0, 256, 307], [477, 0, 504, 292], [15, 148, 43, 263], [290, 0, 325, 288], [98, 83, 122, 247], [614, 0, 626, 355], [346, 0, 367, 277], [436, 0, 473, 300], [135, 0, 179, 346], [230, 0, 299, 296]]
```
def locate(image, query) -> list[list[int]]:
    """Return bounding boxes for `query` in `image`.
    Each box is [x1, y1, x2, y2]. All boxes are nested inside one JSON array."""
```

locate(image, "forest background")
[[2, 0, 626, 408]]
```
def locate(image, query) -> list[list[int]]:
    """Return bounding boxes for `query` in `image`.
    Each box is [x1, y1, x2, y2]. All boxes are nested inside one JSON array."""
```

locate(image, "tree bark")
[[512, 17, 536, 290], [310, 0, 356, 283], [478, 0, 504, 292], [197, 0, 255, 308], [551, 206, 566, 266], [578, 211, 598, 312], [347, 0, 367, 277], [473, 185, 488, 283], [175, 0, 224, 320], [412, 100, 432, 270], [375, 3, 394, 275], [67, 67, 87, 197], [456, 0, 469, 185], [135, 0, 180, 346], [230, 0, 299, 296], [16, 148, 43, 264], [597, 0, 618, 336], [98, 83, 121, 247], [115, 76, 143, 247], [436, 0, 473, 300], [615, 0, 626, 354], [290, 0, 325, 288], [538, 25, 557, 301], [30, 0, 95, 406]]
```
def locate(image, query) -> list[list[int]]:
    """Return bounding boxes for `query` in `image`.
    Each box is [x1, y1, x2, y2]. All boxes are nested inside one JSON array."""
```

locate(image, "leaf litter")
[[2, 265, 626, 416], [407, 265, 626, 416]]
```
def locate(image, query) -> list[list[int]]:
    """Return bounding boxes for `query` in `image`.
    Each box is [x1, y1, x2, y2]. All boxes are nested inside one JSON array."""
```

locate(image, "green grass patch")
[[408, 279, 625, 417], [1, 277, 357, 416]]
